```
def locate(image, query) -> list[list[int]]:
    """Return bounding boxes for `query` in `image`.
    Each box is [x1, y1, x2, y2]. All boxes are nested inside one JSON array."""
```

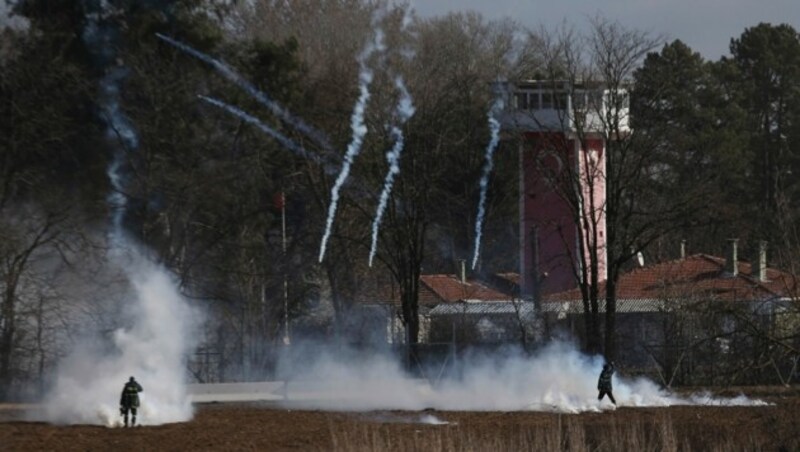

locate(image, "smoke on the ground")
[[42, 248, 202, 427], [275, 339, 767, 412]]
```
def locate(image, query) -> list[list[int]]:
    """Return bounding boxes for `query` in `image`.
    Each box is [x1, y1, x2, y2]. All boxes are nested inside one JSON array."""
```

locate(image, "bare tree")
[[517, 17, 666, 357], [230, 4, 528, 352], [364, 12, 528, 353], [0, 204, 75, 399]]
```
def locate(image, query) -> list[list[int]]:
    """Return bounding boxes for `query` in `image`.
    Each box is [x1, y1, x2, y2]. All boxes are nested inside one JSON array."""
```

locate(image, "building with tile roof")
[[540, 241, 800, 385], [348, 240, 798, 385], [544, 248, 797, 307], [418, 273, 535, 345], [350, 270, 532, 346]]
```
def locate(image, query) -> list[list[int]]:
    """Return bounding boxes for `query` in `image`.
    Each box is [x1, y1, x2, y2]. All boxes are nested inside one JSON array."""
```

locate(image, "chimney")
[[726, 238, 738, 276], [459, 259, 466, 284], [753, 241, 767, 282], [680, 240, 686, 259]]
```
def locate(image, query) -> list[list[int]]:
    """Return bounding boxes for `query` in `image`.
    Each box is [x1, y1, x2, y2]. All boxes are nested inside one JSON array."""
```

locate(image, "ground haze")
[[1, 387, 798, 451]]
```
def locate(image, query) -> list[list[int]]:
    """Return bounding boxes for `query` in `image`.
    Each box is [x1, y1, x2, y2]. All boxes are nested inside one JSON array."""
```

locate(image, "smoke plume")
[[318, 27, 385, 262], [368, 76, 415, 267], [198, 95, 324, 166], [43, 249, 201, 426], [271, 340, 766, 413], [156, 33, 333, 153], [41, 5, 202, 427], [470, 98, 504, 270]]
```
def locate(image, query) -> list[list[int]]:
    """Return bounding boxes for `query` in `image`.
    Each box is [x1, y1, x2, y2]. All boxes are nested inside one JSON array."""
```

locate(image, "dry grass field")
[[1, 387, 799, 451]]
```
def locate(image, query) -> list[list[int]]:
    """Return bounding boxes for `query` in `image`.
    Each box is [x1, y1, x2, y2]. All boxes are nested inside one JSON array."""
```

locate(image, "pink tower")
[[496, 80, 627, 298]]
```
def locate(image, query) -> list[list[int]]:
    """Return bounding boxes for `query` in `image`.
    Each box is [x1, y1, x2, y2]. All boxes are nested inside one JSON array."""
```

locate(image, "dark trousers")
[[598, 389, 616, 405], [121, 406, 138, 426]]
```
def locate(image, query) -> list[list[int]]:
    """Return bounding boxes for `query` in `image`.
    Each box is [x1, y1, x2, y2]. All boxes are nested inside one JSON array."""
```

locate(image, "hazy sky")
[[410, 0, 800, 60], [2, 1, 797, 60]]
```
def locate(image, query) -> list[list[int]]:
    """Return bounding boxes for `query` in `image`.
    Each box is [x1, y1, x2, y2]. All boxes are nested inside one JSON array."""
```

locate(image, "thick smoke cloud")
[[41, 2, 203, 427], [270, 340, 766, 412], [43, 249, 202, 426]]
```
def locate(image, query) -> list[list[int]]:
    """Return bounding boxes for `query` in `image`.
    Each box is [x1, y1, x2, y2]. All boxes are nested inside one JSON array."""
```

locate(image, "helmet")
[[603, 364, 610, 370], [129, 376, 135, 382]]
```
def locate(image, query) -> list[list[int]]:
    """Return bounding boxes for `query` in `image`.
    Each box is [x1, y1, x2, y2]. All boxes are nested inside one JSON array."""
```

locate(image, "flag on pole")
[[273, 192, 285, 210]]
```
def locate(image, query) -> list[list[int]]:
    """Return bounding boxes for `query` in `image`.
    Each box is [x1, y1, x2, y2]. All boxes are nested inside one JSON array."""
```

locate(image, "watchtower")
[[494, 80, 630, 298]]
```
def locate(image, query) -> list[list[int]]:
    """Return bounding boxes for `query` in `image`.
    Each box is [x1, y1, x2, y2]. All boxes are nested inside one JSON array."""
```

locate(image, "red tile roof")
[[546, 253, 798, 303], [353, 273, 518, 306], [419, 274, 515, 306]]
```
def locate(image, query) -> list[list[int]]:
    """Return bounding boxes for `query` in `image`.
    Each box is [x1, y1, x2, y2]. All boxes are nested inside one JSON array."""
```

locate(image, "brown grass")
[[1, 393, 798, 451], [328, 411, 778, 452]]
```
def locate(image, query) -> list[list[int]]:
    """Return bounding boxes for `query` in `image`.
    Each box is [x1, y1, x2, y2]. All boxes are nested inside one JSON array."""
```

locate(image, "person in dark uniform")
[[120, 376, 143, 427], [597, 362, 616, 405]]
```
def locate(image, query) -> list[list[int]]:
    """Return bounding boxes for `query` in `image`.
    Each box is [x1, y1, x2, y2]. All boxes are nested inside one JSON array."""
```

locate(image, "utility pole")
[[277, 171, 302, 346], [281, 190, 290, 345]]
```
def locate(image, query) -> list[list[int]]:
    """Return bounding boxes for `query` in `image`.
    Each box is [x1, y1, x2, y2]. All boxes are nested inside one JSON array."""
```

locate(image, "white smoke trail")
[[470, 98, 504, 270], [368, 77, 415, 267], [85, 8, 139, 249], [44, 250, 201, 426], [264, 340, 766, 412], [105, 151, 128, 250], [198, 95, 324, 165], [318, 28, 386, 263], [42, 8, 201, 428], [155, 33, 332, 152]]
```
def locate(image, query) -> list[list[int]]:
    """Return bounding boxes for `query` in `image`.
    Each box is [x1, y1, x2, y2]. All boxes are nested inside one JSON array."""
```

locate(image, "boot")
[[131, 415, 136, 427], [123, 414, 128, 427]]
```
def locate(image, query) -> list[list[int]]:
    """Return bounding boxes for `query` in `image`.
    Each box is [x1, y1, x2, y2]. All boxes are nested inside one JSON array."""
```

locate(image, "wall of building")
[[520, 132, 607, 297]]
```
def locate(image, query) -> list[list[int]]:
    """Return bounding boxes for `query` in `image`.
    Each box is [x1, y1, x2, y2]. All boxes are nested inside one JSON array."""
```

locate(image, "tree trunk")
[[0, 284, 17, 400], [604, 278, 617, 361]]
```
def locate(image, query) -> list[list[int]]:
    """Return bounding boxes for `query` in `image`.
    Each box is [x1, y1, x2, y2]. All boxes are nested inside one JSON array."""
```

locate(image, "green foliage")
[[728, 23, 800, 244], [631, 40, 752, 249], [0, 30, 101, 209], [234, 37, 305, 105]]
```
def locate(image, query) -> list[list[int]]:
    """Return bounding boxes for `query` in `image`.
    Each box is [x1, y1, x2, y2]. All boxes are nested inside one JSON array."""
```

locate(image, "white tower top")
[[493, 80, 630, 135]]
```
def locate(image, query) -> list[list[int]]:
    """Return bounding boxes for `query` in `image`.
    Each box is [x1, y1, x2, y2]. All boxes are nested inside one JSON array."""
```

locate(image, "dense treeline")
[[0, 0, 798, 393], [634, 27, 800, 265]]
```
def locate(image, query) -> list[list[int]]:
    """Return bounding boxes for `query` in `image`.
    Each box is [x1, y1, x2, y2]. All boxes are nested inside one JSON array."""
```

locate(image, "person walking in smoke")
[[597, 362, 616, 405], [120, 376, 143, 427]]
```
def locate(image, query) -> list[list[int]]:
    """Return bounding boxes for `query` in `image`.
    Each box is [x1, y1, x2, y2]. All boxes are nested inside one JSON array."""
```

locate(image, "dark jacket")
[[597, 364, 614, 391], [120, 380, 143, 408]]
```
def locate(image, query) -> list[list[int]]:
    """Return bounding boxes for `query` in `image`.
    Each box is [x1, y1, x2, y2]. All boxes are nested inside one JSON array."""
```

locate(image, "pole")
[[282, 190, 290, 345]]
